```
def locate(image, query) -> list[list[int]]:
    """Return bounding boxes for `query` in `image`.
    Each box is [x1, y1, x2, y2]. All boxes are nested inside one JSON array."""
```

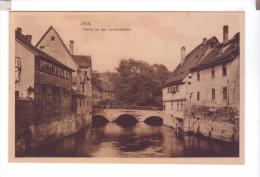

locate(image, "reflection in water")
[[24, 122, 239, 157], [115, 114, 138, 128], [92, 115, 108, 128], [144, 116, 163, 126]]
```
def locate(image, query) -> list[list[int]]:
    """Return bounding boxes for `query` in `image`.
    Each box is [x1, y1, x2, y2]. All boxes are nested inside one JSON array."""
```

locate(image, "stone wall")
[[16, 114, 87, 153], [15, 100, 89, 154], [183, 104, 239, 142]]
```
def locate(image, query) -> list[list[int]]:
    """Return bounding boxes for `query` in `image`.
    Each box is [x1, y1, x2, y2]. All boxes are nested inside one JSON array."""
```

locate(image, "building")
[[186, 26, 240, 142], [71, 54, 92, 125], [162, 25, 240, 142], [162, 35, 219, 129], [35, 26, 92, 125], [15, 28, 88, 153], [92, 72, 116, 107], [15, 27, 74, 115]]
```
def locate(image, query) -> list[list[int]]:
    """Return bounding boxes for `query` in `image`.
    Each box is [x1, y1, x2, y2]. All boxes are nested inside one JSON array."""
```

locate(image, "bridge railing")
[[93, 105, 163, 111]]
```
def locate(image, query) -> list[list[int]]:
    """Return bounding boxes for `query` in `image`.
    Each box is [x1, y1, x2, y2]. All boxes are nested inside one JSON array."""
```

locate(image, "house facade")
[[185, 27, 240, 142], [92, 72, 116, 107], [71, 54, 92, 125], [15, 28, 89, 153], [162, 25, 240, 142], [15, 27, 75, 117], [162, 36, 219, 129], [35, 26, 92, 126], [15, 27, 94, 154]]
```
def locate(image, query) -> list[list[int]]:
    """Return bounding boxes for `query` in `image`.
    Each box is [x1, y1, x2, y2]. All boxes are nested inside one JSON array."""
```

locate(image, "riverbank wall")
[[183, 104, 239, 143], [15, 100, 91, 154]]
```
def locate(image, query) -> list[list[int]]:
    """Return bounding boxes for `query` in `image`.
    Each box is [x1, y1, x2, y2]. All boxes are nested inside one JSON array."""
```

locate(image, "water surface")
[[23, 122, 239, 157]]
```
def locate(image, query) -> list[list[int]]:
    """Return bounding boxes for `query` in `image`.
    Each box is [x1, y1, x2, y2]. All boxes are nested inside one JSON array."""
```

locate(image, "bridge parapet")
[[93, 108, 173, 127], [93, 105, 162, 111]]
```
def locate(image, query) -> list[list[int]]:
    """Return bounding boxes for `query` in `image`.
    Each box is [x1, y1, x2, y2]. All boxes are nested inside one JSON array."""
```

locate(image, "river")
[[26, 122, 239, 157]]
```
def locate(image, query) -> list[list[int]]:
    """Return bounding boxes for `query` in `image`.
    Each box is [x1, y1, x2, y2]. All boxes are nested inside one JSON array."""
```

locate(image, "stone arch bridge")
[[93, 108, 173, 126]]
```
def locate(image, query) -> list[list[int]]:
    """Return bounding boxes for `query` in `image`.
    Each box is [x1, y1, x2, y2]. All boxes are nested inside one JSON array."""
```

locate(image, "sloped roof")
[[163, 36, 219, 87], [35, 26, 73, 59], [100, 81, 115, 92], [16, 30, 75, 72], [72, 55, 91, 68], [92, 72, 116, 92], [191, 32, 240, 71], [36, 26, 92, 69]]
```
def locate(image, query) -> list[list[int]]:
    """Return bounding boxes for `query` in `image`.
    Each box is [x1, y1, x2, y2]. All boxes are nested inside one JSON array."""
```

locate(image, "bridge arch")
[[144, 116, 163, 126], [115, 114, 138, 127], [92, 115, 109, 128]]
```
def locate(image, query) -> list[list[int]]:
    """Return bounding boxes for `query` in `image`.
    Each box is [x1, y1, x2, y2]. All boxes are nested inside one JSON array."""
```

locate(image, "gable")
[[36, 27, 78, 71]]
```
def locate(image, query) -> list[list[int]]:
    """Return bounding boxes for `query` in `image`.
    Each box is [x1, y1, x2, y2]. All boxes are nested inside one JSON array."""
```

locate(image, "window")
[[211, 88, 215, 100], [51, 36, 55, 41], [222, 64, 227, 76], [223, 87, 227, 100], [39, 59, 46, 72], [197, 92, 200, 101], [82, 83, 85, 93], [53, 65, 57, 75], [15, 91, 19, 99], [177, 101, 179, 111], [61, 68, 64, 78], [197, 71, 200, 81], [171, 101, 173, 111], [15, 57, 22, 83], [211, 67, 215, 79]]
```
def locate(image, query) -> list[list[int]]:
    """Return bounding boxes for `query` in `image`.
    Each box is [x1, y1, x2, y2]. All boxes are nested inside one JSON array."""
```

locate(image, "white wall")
[[36, 28, 78, 73], [190, 58, 239, 107], [15, 40, 35, 99]]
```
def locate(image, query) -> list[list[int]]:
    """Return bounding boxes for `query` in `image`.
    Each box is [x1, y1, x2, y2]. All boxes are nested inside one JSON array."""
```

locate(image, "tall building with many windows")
[[15, 27, 93, 153], [162, 35, 219, 128], [36, 26, 93, 125], [15, 27, 74, 118], [185, 27, 240, 141], [162, 25, 240, 142]]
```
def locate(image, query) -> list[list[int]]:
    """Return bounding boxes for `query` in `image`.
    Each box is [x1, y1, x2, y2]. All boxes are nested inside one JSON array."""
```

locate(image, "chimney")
[[181, 46, 186, 64], [16, 27, 22, 33], [223, 25, 229, 43], [69, 40, 74, 54], [203, 38, 207, 45], [25, 35, 32, 44]]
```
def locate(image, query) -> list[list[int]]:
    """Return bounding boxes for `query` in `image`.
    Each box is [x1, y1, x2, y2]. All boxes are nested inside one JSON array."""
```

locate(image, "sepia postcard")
[[9, 11, 244, 163]]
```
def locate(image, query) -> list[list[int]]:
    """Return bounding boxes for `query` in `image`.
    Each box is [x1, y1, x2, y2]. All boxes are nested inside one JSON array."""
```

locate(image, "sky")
[[12, 12, 243, 72]]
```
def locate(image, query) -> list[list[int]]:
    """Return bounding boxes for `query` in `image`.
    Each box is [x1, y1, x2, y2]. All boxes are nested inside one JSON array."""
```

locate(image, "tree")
[[114, 59, 169, 107]]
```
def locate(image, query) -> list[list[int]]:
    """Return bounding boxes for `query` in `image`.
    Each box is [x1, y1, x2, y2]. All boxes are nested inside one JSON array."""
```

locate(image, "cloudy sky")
[[12, 12, 243, 72]]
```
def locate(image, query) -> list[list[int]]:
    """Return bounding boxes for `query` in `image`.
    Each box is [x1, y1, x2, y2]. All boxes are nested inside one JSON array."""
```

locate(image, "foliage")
[[114, 58, 169, 107]]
